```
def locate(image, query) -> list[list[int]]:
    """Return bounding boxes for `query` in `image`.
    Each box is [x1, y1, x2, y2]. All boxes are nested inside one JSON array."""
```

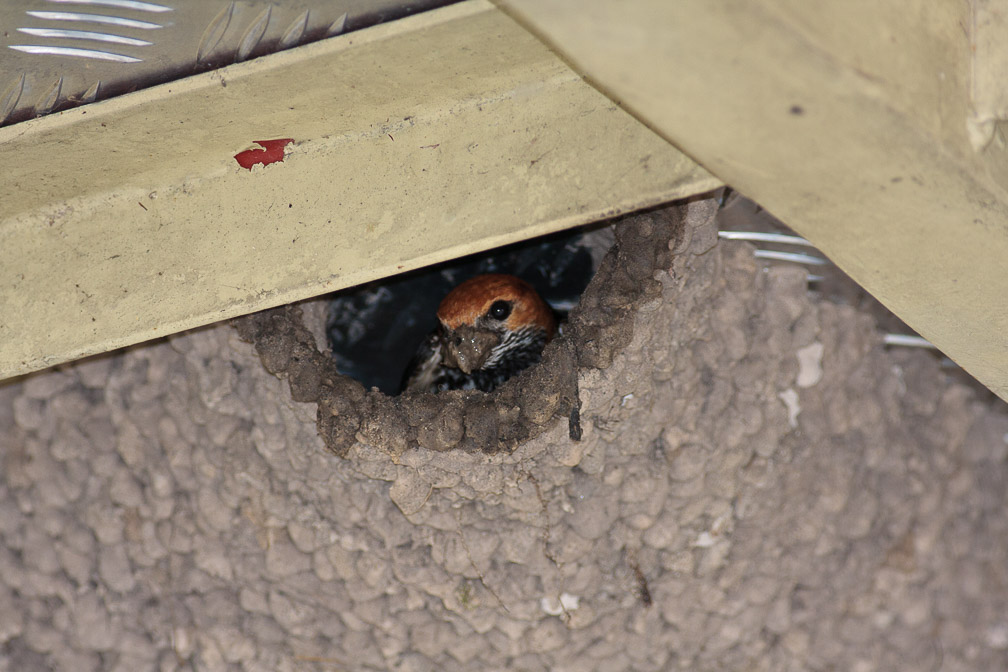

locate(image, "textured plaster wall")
[[2, 200, 1007, 671]]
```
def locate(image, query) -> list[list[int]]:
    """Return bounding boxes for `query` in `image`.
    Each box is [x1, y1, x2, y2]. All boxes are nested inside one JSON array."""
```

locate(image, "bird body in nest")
[[402, 274, 556, 393]]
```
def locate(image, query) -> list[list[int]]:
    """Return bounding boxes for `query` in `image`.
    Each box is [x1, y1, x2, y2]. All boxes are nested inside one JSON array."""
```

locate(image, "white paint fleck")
[[540, 593, 580, 616], [693, 531, 715, 548], [778, 388, 800, 428], [796, 342, 824, 388], [540, 596, 562, 615]]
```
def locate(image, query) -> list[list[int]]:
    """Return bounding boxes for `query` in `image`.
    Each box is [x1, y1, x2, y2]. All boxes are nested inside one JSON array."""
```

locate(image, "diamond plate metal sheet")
[[1, 0, 459, 125]]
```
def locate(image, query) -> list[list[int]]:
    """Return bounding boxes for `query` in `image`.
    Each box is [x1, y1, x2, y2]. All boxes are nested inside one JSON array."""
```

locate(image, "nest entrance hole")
[[323, 224, 611, 395], [233, 204, 687, 457]]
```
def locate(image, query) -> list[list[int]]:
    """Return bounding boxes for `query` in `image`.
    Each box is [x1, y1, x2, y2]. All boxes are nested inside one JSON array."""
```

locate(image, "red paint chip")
[[234, 138, 294, 170]]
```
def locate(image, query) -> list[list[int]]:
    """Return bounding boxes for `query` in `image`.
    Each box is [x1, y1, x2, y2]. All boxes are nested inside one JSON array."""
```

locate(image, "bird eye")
[[487, 300, 512, 321]]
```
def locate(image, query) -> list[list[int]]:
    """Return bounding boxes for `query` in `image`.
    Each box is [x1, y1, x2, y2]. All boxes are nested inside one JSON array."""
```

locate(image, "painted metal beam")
[[500, 0, 1008, 402], [0, 0, 717, 381]]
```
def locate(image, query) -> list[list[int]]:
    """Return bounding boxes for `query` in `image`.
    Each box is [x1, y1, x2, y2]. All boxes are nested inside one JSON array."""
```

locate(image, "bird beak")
[[443, 326, 500, 374]]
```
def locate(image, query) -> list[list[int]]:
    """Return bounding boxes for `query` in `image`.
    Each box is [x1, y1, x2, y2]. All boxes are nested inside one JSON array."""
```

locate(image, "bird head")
[[436, 274, 556, 375]]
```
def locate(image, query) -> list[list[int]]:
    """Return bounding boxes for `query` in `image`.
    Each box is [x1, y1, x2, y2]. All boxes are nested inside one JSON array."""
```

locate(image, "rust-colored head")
[[437, 274, 556, 338]]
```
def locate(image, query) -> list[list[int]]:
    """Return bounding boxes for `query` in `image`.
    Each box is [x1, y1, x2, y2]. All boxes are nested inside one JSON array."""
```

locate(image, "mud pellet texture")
[[2, 199, 1008, 671]]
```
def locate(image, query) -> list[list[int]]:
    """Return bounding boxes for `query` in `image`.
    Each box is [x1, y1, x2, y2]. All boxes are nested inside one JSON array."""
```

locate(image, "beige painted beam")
[[500, 0, 1008, 402], [0, 1, 717, 381]]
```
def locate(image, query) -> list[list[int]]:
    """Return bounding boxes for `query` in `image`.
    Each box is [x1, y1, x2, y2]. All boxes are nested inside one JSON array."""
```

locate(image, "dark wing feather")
[[400, 331, 444, 393]]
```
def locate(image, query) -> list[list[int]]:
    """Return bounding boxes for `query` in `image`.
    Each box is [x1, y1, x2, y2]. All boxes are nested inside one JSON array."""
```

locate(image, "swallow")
[[401, 274, 557, 393]]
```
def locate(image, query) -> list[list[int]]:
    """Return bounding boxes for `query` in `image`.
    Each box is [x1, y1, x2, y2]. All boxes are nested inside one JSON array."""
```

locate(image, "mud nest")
[[233, 205, 687, 457]]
